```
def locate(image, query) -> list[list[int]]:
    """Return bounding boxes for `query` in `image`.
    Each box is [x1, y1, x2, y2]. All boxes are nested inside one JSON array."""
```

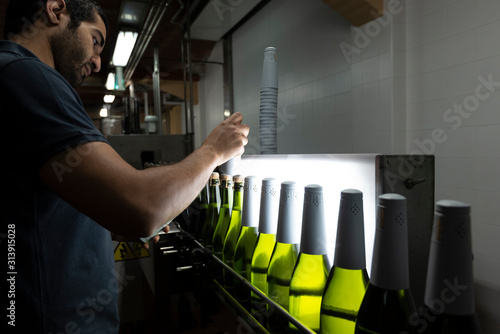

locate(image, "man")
[[1, 0, 249, 333]]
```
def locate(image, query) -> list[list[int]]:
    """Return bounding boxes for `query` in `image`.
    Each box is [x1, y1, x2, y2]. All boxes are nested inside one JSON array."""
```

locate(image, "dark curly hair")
[[4, 0, 109, 40]]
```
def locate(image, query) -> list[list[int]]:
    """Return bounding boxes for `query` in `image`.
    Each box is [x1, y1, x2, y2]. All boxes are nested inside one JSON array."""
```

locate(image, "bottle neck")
[[276, 186, 301, 245], [221, 186, 230, 206], [259, 182, 279, 234], [333, 222, 366, 270], [242, 178, 260, 228], [200, 185, 208, 205], [425, 214, 475, 315], [209, 185, 219, 205], [370, 225, 410, 290], [334, 193, 366, 270], [300, 190, 327, 255], [276, 219, 300, 244], [232, 186, 243, 211]]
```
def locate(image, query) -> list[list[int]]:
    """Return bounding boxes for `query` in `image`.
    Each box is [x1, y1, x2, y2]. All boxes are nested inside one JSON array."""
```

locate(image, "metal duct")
[[123, 0, 172, 84]]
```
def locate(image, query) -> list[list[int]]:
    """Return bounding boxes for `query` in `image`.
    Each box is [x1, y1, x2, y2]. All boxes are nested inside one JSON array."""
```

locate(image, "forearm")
[[136, 145, 220, 232], [39, 113, 249, 237], [39, 142, 222, 237]]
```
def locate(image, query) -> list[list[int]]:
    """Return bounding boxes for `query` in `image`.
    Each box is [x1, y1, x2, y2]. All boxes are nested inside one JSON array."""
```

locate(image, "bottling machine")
[[113, 152, 434, 333]]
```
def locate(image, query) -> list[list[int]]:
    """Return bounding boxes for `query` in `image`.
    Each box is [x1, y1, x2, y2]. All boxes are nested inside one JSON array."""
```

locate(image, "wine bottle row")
[[193, 172, 482, 334]]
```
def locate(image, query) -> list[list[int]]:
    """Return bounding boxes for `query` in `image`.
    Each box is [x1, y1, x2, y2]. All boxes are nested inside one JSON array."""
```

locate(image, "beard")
[[49, 26, 89, 88]]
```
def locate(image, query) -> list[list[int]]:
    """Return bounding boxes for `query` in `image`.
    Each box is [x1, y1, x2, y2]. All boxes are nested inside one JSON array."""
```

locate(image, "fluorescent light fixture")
[[122, 14, 138, 22], [105, 72, 115, 90], [103, 95, 116, 104], [99, 106, 108, 118], [112, 31, 138, 67]]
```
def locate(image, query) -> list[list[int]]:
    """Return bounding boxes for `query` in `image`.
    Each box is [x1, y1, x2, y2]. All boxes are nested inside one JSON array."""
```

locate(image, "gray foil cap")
[[300, 185, 328, 255], [276, 181, 301, 245], [258, 178, 280, 234], [241, 176, 261, 228], [371, 193, 410, 290], [424, 200, 475, 315], [334, 189, 366, 270]]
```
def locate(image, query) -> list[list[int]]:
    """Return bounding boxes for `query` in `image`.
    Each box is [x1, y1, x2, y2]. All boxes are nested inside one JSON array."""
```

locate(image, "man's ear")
[[45, 0, 68, 25]]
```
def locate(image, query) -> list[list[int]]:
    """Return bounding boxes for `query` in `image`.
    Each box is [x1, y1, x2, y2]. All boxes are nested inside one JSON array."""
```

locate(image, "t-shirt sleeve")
[[1, 58, 108, 171]]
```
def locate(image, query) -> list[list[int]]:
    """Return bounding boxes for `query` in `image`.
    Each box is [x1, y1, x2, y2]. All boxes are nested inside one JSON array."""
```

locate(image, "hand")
[[202, 112, 250, 165], [142, 224, 170, 250], [111, 223, 170, 250]]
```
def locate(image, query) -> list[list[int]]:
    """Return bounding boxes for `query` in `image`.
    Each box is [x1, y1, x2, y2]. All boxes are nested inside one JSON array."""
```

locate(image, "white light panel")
[[237, 154, 379, 275]]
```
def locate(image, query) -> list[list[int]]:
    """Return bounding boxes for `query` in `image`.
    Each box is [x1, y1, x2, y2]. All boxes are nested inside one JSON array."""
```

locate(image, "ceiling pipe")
[[171, 0, 195, 154], [153, 43, 162, 135], [169, 0, 188, 138], [123, 0, 173, 84], [185, 0, 195, 154]]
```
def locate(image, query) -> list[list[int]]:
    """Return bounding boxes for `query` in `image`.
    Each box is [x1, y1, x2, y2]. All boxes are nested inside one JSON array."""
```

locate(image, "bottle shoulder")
[[290, 253, 329, 288], [254, 233, 276, 257], [356, 283, 417, 333], [268, 243, 298, 275], [324, 266, 369, 291]]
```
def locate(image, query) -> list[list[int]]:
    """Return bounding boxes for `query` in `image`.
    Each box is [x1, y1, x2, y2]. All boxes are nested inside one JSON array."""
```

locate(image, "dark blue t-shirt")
[[0, 41, 119, 333]]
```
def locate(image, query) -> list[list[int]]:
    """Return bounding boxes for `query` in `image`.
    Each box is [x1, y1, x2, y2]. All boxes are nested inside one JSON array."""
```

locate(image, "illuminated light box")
[[232, 153, 379, 274]]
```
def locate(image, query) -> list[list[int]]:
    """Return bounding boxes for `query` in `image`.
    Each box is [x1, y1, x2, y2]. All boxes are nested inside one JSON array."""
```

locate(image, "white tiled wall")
[[198, 0, 500, 331], [406, 0, 500, 331]]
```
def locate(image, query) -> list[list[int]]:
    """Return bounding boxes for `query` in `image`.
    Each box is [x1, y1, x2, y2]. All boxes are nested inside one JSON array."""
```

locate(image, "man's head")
[[4, 0, 108, 87], [4, 0, 108, 40]]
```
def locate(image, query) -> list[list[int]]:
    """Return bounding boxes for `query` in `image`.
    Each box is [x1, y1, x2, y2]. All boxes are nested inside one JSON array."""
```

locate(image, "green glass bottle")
[[289, 184, 330, 333], [193, 182, 209, 241], [251, 178, 279, 325], [201, 172, 220, 248], [234, 176, 261, 310], [212, 174, 232, 257], [222, 175, 244, 293], [320, 189, 369, 334], [355, 194, 417, 334], [212, 174, 233, 281], [422, 200, 482, 334], [267, 181, 301, 332]]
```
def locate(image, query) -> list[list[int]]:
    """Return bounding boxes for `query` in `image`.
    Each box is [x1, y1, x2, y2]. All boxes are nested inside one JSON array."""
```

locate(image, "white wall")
[[198, 0, 500, 332], [198, 40, 225, 149]]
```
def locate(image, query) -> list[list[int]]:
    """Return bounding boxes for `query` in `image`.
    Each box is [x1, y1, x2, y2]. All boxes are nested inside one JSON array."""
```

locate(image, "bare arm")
[[38, 112, 249, 237]]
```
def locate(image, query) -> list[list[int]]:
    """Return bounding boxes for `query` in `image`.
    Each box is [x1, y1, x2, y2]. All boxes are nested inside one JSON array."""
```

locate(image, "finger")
[[238, 124, 250, 137], [236, 130, 249, 141], [235, 145, 246, 157], [226, 112, 243, 125]]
